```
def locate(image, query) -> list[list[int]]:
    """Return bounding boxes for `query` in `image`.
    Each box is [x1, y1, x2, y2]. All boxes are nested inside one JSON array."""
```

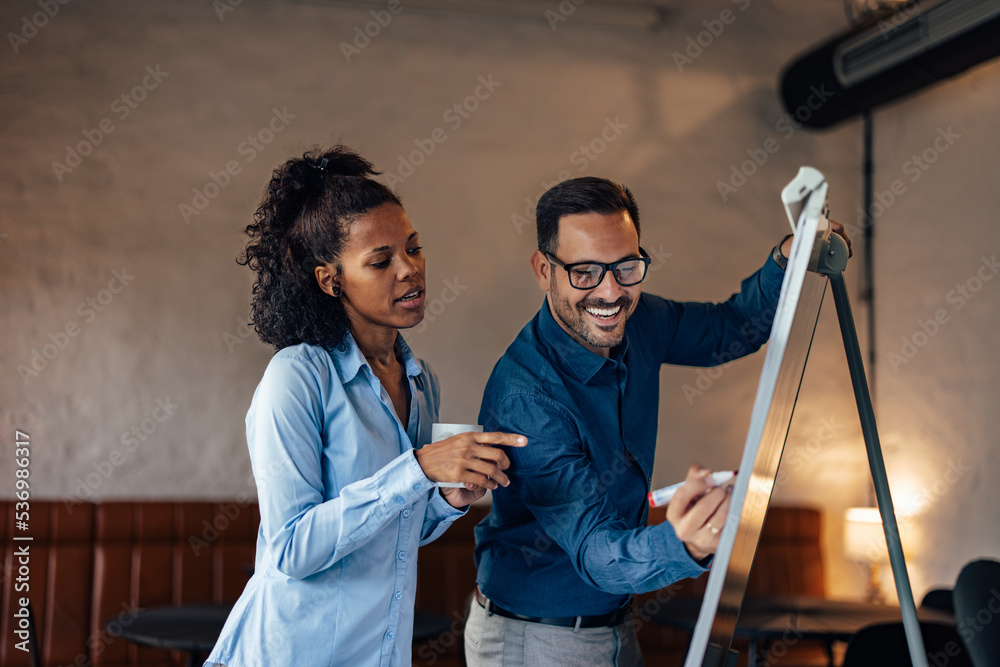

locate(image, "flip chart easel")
[[682, 167, 927, 667]]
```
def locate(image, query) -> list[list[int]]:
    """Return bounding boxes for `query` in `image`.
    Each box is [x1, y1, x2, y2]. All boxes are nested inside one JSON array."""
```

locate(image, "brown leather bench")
[[0, 500, 824, 667], [1, 500, 258, 667]]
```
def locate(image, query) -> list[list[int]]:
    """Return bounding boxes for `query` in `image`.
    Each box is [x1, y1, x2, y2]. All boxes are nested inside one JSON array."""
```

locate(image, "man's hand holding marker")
[[655, 467, 738, 562], [648, 470, 737, 508]]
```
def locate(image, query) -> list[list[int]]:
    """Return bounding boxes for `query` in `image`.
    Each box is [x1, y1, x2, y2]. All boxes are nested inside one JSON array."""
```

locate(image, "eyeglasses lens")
[[568, 259, 646, 289]]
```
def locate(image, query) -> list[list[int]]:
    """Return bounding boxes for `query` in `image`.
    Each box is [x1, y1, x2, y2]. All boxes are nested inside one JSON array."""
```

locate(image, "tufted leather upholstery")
[[0, 500, 823, 667], [0, 500, 258, 667]]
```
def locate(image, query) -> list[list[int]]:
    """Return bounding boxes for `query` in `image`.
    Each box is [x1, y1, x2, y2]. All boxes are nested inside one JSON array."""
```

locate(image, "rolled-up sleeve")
[[493, 393, 707, 595]]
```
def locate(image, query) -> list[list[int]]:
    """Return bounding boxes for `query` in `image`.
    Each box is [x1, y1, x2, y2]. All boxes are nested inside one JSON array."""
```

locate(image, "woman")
[[205, 146, 525, 666]]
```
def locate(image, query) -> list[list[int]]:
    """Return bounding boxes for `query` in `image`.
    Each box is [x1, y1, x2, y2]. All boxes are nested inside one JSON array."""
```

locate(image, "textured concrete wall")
[[2, 0, 997, 602]]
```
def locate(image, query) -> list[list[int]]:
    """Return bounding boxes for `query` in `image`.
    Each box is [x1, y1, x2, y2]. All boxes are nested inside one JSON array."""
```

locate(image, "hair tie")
[[308, 158, 328, 191]]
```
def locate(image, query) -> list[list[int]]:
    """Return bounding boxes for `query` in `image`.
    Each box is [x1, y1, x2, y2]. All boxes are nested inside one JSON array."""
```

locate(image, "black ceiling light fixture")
[[780, 0, 1000, 129], [777, 0, 1000, 411]]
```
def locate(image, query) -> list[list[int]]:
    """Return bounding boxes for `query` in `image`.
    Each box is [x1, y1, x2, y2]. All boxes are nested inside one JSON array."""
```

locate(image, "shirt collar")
[[537, 297, 628, 384], [394, 334, 424, 379], [330, 331, 424, 384]]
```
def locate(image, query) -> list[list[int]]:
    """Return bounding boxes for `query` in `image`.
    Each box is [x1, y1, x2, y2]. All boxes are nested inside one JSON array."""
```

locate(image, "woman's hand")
[[414, 431, 527, 508], [439, 484, 485, 508], [666, 465, 734, 562]]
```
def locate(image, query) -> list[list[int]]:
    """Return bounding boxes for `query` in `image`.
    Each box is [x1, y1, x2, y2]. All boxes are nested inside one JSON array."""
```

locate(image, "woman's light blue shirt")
[[206, 333, 465, 667]]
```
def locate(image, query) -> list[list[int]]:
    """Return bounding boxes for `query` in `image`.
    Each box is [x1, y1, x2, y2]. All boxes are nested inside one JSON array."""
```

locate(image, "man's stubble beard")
[[548, 276, 633, 351]]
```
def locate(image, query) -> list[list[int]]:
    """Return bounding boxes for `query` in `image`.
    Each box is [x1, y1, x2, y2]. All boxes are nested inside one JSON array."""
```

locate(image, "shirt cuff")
[[371, 450, 436, 509], [427, 484, 468, 521], [653, 521, 713, 580], [691, 551, 714, 569], [769, 239, 789, 271]]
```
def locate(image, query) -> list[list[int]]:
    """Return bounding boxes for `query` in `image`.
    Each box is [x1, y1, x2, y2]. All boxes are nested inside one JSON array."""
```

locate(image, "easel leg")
[[704, 643, 740, 667], [748, 638, 758, 667], [826, 271, 928, 667]]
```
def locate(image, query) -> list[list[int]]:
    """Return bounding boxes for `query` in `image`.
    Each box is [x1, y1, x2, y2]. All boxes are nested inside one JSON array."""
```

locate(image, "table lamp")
[[844, 507, 888, 604]]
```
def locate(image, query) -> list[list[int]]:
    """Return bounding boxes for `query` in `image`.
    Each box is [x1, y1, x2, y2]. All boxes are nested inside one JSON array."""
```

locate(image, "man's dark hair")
[[535, 176, 640, 254]]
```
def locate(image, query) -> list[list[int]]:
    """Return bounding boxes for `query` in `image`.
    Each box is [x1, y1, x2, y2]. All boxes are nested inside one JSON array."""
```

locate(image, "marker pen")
[[648, 470, 737, 508]]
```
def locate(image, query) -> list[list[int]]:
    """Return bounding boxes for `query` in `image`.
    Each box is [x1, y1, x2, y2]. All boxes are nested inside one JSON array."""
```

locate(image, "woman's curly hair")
[[239, 145, 402, 350]]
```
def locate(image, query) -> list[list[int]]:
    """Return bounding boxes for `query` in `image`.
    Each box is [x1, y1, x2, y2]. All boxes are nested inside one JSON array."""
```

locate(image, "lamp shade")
[[844, 507, 888, 563]]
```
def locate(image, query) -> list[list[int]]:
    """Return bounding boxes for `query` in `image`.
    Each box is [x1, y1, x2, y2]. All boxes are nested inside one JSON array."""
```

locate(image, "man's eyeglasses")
[[545, 248, 651, 290]]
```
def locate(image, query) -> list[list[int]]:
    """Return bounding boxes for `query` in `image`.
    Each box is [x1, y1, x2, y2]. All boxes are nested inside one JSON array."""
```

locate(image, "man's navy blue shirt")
[[475, 254, 784, 617]]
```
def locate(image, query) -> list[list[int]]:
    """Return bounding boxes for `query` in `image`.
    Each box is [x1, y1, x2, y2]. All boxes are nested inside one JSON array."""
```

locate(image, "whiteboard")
[[683, 168, 831, 667]]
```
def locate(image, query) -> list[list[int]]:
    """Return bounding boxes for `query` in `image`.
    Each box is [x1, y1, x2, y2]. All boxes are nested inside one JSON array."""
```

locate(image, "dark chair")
[[953, 559, 1000, 667], [920, 588, 955, 615], [841, 621, 972, 667]]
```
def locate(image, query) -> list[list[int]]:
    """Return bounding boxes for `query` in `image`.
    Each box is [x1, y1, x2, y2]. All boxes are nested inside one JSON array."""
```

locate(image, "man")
[[465, 176, 848, 666]]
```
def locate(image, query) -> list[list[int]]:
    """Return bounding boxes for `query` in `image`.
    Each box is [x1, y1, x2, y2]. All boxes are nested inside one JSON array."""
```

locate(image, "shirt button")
[[387, 631, 395, 639], [398, 550, 406, 560], [413, 483, 423, 491], [395, 591, 402, 600], [402, 509, 410, 518], [395, 495, 405, 504]]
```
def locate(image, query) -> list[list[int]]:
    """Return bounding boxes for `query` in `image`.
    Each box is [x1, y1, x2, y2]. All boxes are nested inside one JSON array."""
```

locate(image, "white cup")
[[431, 423, 483, 487]]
